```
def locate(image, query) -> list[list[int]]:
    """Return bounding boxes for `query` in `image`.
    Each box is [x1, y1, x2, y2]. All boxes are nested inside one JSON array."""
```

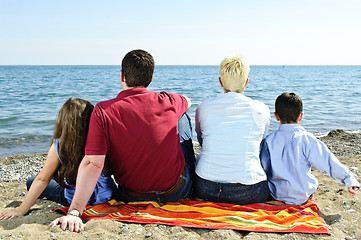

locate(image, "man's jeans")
[[115, 113, 196, 203], [194, 175, 269, 205], [26, 176, 69, 206]]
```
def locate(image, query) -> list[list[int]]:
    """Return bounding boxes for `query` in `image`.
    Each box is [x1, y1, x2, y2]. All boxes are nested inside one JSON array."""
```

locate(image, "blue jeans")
[[194, 175, 270, 205], [114, 113, 196, 203], [26, 176, 69, 206]]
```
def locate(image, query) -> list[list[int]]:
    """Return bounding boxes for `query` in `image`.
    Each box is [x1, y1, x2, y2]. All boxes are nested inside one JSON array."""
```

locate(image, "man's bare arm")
[[51, 155, 105, 232]]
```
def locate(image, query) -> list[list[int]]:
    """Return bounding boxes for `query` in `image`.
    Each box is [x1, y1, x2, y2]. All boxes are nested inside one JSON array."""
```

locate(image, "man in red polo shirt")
[[51, 49, 195, 232]]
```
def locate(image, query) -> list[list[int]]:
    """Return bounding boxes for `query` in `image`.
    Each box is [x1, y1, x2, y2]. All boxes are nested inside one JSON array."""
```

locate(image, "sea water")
[[1, 65, 361, 157]]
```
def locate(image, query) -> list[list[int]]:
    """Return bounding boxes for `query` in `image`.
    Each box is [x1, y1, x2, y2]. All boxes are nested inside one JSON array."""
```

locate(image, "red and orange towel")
[[55, 198, 330, 235]]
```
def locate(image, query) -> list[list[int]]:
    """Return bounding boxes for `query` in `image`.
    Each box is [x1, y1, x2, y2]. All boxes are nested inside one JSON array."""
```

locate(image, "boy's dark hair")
[[121, 49, 155, 87], [275, 92, 303, 123]]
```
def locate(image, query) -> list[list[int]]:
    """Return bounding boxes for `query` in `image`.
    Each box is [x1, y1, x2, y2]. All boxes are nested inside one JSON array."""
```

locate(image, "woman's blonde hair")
[[52, 98, 94, 188], [219, 55, 250, 93]]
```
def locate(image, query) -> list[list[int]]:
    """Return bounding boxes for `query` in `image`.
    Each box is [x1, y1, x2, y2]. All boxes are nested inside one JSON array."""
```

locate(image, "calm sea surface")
[[1, 65, 361, 157]]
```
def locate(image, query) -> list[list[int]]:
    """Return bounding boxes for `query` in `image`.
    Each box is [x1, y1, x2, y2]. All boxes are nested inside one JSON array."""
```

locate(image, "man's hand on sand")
[[51, 215, 84, 232], [348, 186, 360, 195]]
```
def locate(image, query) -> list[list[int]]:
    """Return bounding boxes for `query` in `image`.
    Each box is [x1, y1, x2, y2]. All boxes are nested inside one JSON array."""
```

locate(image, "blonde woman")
[[195, 56, 270, 205]]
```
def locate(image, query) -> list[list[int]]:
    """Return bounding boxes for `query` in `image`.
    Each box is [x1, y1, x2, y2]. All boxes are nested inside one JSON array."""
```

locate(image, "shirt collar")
[[116, 87, 150, 98], [221, 92, 247, 98], [278, 124, 305, 132]]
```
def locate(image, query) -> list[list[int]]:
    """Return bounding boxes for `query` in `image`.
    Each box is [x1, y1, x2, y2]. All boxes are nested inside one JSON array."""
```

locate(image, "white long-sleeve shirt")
[[195, 92, 270, 184]]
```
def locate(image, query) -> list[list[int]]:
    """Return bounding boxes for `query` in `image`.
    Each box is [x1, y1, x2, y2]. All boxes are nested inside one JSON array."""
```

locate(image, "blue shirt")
[[54, 139, 116, 205], [260, 124, 360, 205]]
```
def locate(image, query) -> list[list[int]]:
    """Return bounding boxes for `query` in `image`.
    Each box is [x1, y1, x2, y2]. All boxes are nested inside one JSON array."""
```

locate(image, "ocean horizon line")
[[1, 64, 361, 67]]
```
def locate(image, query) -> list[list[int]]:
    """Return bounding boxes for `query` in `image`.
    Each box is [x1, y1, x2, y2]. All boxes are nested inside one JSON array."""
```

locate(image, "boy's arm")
[[260, 139, 271, 173], [307, 137, 360, 190]]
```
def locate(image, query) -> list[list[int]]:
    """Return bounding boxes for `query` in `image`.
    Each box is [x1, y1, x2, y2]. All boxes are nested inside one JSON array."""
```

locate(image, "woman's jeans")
[[194, 174, 269, 205], [26, 176, 69, 206], [114, 113, 196, 203]]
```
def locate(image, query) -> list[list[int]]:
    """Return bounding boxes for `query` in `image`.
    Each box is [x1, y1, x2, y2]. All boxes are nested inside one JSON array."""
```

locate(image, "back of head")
[[122, 49, 155, 88], [275, 92, 303, 123], [219, 55, 250, 93], [53, 97, 94, 187]]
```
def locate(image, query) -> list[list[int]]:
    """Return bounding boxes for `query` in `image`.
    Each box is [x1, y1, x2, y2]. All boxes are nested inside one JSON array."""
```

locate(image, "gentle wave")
[[0, 116, 18, 123], [0, 135, 52, 148]]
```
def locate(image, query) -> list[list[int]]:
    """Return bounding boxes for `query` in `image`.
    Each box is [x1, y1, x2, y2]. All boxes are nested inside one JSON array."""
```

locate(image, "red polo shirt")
[[85, 88, 188, 192]]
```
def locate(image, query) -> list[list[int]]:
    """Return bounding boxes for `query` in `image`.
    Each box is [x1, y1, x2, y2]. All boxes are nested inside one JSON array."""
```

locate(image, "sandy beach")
[[0, 129, 360, 240]]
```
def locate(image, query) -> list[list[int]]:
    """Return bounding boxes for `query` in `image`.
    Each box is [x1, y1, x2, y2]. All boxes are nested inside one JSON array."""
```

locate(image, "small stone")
[[219, 233, 224, 237], [348, 209, 356, 213], [344, 205, 351, 210], [122, 226, 128, 232], [135, 231, 140, 235], [145, 232, 152, 238], [19, 192, 26, 197], [345, 236, 352, 240], [350, 167, 358, 171], [153, 226, 159, 231], [324, 207, 331, 212]]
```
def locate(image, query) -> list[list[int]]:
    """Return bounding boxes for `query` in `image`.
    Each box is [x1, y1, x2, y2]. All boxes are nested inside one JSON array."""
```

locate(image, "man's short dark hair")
[[122, 49, 155, 87], [275, 92, 303, 123]]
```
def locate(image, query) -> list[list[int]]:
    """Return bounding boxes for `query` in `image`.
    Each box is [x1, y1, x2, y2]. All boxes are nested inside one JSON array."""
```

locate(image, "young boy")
[[260, 92, 360, 205]]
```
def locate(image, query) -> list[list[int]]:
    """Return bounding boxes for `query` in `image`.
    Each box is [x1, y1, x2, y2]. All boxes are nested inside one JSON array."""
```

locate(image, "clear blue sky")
[[1, 0, 361, 65]]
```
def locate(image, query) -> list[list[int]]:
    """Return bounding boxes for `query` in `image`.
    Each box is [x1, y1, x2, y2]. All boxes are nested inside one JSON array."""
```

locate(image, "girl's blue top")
[[53, 139, 117, 205]]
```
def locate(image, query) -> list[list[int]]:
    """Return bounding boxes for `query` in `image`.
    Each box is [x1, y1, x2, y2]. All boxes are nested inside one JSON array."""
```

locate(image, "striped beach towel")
[[55, 198, 330, 235]]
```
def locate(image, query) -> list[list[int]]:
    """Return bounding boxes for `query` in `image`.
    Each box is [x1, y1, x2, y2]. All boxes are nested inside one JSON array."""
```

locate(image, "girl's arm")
[[0, 144, 60, 221]]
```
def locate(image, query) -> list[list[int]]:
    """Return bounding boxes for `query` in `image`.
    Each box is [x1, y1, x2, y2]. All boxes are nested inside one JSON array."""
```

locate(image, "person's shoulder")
[[196, 95, 219, 110], [158, 91, 189, 104], [248, 97, 269, 109], [265, 130, 278, 141], [95, 97, 117, 108], [159, 91, 183, 98], [294, 126, 316, 139]]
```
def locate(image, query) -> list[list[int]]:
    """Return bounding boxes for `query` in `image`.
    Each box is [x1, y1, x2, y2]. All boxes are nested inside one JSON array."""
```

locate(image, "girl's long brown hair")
[[52, 98, 94, 188]]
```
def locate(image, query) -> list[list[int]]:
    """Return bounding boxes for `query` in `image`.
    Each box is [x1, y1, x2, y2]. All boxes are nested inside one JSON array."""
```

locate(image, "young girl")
[[0, 98, 116, 220]]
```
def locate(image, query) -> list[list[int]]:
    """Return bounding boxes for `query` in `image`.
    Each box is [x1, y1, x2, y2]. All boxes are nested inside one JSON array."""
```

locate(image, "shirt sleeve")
[[195, 105, 202, 146], [307, 136, 360, 188], [85, 104, 108, 155], [260, 139, 271, 174], [161, 92, 188, 119], [262, 105, 271, 139]]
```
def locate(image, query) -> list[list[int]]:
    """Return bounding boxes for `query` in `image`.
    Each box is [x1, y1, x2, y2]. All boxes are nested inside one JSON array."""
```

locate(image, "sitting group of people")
[[0, 49, 359, 232]]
